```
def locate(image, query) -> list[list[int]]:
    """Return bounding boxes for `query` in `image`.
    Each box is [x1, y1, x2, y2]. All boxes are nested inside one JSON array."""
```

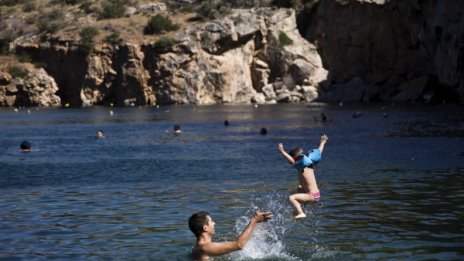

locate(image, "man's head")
[[189, 211, 215, 238], [289, 147, 304, 159], [20, 140, 32, 152]]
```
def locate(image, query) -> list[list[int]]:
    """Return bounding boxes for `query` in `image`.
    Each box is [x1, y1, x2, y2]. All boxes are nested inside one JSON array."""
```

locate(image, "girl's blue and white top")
[[293, 149, 322, 170]]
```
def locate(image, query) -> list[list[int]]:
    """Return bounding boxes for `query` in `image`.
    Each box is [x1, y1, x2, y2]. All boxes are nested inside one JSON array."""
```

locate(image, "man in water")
[[20, 140, 32, 152], [188, 210, 273, 260]]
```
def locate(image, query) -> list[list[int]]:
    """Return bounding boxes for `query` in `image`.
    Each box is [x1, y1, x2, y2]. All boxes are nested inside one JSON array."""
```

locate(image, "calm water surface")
[[0, 103, 463, 260]]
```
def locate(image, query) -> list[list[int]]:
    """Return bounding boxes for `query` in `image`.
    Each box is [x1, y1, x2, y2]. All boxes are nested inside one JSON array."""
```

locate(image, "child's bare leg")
[[318, 134, 328, 153], [289, 193, 313, 218]]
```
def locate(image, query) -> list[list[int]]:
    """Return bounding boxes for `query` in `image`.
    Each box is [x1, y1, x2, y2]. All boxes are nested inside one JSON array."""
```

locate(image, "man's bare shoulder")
[[191, 244, 209, 260]]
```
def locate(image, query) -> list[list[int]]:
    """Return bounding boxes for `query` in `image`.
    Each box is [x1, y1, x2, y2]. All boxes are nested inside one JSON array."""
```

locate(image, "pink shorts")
[[310, 191, 320, 202]]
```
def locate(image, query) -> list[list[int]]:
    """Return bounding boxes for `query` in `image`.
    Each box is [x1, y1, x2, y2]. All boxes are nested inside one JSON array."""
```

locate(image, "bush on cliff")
[[99, 0, 126, 20], [271, 0, 300, 8], [0, 0, 30, 6], [37, 9, 66, 34], [8, 66, 28, 79], [51, 0, 86, 5], [105, 31, 121, 45], [79, 26, 99, 53], [155, 37, 176, 49], [279, 31, 293, 46], [144, 15, 179, 35], [0, 39, 10, 55], [196, 0, 231, 19]]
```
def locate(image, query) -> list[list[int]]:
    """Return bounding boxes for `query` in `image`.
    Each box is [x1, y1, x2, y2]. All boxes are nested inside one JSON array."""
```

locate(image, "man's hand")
[[278, 143, 285, 152], [253, 211, 273, 223]]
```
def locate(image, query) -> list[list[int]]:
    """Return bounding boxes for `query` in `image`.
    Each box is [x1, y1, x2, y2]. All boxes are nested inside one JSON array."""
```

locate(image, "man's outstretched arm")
[[198, 211, 273, 256]]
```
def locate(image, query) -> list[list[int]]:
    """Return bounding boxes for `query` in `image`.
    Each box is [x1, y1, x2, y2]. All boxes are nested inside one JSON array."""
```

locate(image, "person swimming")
[[96, 130, 105, 138], [174, 124, 182, 134], [20, 140, 32, 152]]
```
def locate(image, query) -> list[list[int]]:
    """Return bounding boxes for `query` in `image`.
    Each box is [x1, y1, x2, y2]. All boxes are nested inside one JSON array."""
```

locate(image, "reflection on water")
[[0, 103, 463, 260]]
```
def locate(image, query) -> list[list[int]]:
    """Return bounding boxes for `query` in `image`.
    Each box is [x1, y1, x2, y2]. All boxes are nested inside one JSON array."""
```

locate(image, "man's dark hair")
[[289, 147, 303, 158], [189, 211, 210, 237], [20, 140, 31, 151], [174, 124, 181, 131]]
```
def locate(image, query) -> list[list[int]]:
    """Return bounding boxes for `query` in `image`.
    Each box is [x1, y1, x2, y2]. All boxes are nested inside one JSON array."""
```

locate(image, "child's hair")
[[289, 147, 304, 158]]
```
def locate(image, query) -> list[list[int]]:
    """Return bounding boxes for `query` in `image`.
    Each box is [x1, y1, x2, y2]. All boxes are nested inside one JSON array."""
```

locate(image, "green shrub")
[[271, 0, 300, 8], [105, 31, 120, 45], [16, 53, 32, 63], [37, 20, 62, 34], [196, 1, 231, 19], [0, 39, 11, 55], [8, 66, 28, 79], [200, 31, 210, 42], [0, 0, 30, 6], [99, 0, 126, 20], [144, 14, 179, 35], [155, 37, 176, 49], [279, 31, 293, 46], [22, 1, 36, 12], [79, 26, 99, 53], [37, 9, 65, 34], [51, 0, 86, 5]]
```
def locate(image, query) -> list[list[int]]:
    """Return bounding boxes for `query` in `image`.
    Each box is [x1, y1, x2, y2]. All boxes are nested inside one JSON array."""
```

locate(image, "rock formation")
[[0, 63, 61, 107], [10, 8, 327, 107], [304, 0, 464, 103]]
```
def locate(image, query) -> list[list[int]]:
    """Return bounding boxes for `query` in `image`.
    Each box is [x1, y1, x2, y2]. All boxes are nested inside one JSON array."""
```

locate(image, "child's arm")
[[318, 135, 328, 153], [278, 143, 295, 164]]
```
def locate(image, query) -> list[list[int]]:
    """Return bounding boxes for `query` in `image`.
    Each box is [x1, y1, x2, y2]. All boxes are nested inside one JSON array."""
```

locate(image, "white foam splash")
[[229, 193, 297, 260]]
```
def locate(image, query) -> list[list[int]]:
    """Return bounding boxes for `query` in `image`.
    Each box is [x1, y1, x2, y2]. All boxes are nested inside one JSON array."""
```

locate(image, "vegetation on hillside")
[[0, 0, 315, 59]]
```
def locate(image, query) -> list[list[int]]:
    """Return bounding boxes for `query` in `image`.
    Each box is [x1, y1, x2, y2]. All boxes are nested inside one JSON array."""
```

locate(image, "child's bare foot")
[[294, 212, 306, 219]]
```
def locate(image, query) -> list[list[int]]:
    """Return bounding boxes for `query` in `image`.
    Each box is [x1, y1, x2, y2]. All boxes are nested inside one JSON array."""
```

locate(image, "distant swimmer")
[[352, 111, 362, 118], [224, 120, 229, 126], [20, 140, 32, 152], [96, 130, 105, 138], [320, 112, 327, 122], [259, 127, 267, 135], [174, 124, 182, 134], [189, 210, 273, 260], [278, 134, 328, 219]]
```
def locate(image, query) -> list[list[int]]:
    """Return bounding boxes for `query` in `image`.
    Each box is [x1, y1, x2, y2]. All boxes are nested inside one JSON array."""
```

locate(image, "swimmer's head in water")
[[96, 130, 104, 138], [174, 124, 181, 133], [20, 140, 31, 151], [189, 211, 210, 237]]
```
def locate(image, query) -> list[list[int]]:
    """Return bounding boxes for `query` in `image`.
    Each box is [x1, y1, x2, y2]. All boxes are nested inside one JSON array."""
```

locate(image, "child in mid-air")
[[278, 135, 328, 218]]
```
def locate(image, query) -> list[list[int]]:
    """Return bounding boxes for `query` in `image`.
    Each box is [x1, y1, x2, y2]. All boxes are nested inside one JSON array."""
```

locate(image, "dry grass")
[[1, 0, 204, 47]]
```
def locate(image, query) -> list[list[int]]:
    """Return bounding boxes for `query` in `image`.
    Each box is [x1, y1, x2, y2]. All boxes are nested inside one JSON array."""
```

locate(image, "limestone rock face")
[[145, 8, 327, 105], [0, 65, 61, 107], [305, 0, 464, 103], [10, 8, 327, 106]]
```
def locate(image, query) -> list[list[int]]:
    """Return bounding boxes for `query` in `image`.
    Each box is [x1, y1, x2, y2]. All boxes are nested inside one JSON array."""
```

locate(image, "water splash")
[[229, 193, 298, 260]]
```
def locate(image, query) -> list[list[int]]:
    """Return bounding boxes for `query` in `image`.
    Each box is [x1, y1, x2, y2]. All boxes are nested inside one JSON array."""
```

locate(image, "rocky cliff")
[[0, 60, 61, 107], [4, 0, 464, 107], [304, 0, 464, 103], [11, 7, 327, 107]]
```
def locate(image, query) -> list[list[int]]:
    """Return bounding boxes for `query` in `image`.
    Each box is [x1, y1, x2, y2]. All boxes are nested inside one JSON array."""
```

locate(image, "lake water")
[[0, 103, 463, 260]]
